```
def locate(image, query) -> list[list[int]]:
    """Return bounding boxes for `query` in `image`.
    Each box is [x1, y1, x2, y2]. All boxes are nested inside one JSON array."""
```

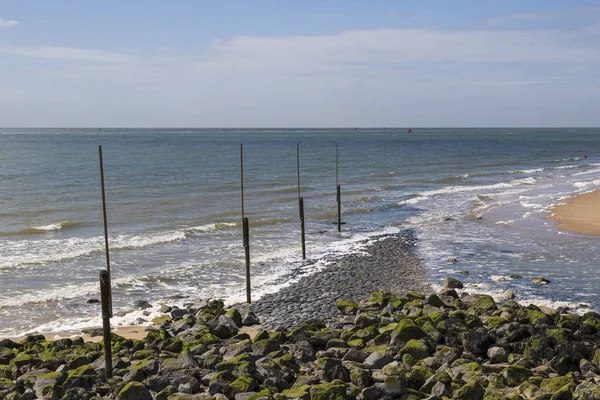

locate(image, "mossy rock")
[[369, 292, 392, 307], [151, 315, 171, 325], [116, 380, 151, 400], [378, 323, 398, 334], [545, 328, 567, 343], [279, 384, 311, 399], [399, 339, 430, 360], [453, 379, 484, 400], [336, 299, 359, 315], [532, 277, 550, 285], [310, 380, 348, 400], [0, 364, 15, 379], [253, 330, 270, 342], [193, 329, 221, 347], [223, 307, 241, 326], [9, 353, 40, 370], [468, 295, 497, 314], [485, 316, 507, 329], [501, 364, 532, 387], [0, 377, 14, 391], [390, 319, 426, 344], [144, 329, 171, 344], [350, 368, 373, 389], [347, 338, 364, 348], [593, 348, 600, 367], [406, 291, 426, 300], [227, 375, 258, 396], [132, 349, 158, 360], [540, 374, 575, 393]]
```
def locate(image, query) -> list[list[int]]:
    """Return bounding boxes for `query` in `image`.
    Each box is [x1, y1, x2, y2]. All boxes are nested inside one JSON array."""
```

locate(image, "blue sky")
[[1, 1, 599, 127]]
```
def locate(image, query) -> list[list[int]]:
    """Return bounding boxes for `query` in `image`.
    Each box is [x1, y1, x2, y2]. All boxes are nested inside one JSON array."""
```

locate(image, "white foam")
[[188, 222, 237, 233]]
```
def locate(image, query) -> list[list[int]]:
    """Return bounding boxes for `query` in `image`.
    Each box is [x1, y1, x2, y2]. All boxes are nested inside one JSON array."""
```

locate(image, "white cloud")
[[0, 17, 18, 28], [0, 46, 134, 63], [1, 22, 599, 126]]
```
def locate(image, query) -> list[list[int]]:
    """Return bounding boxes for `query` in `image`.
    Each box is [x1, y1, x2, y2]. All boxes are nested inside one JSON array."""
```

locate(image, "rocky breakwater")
[[3, 279, 600, 399]]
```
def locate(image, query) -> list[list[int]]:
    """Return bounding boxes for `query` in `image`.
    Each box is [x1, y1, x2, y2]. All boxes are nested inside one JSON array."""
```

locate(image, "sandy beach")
[[549, 190, 600, 236]]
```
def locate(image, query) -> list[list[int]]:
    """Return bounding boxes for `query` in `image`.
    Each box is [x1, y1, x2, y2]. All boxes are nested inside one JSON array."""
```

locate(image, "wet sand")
[[549, 190, 600, 236]]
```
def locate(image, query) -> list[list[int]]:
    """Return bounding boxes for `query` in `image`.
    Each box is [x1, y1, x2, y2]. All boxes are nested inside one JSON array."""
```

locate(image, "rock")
[[86, 299, 99, 304], [383, 376, 407, 397], [447, 258, 458, 264], [116, 381, 152, 400], [498, 289, 515, 302], [363, 351, 394, 369], [453, 379, 484, 400], [225, 308, 243, 327], [442, 277, 463, 290], [501, 364, 532, 386], [133, 300, 152, 309], [532, 277, 551, 285], [242, 310, 260, 326], [336, 299, 360, 315], [487, 347, 508, 363]]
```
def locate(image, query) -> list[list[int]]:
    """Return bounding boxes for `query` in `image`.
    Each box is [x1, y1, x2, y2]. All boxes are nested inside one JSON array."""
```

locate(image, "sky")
[[1, 1, 599, 128]]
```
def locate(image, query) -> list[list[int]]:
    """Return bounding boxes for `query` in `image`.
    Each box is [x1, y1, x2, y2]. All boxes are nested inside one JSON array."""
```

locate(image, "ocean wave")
[[0, 220, 83, 236], [0, 230, 187, 269], [186, 222, 238, 234]]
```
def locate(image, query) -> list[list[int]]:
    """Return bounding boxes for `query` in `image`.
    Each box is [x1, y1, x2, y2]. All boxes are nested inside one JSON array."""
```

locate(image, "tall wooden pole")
[[98, 146, 113, 317], [99, 270, 112, 379], [240, 144, 251, 303], [336, 143, 341, 232], [297, 143, 306, 259]]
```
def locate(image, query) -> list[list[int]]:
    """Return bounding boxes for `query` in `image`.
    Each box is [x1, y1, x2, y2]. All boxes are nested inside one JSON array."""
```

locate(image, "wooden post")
[[99, 270, 112, 379], [98, 146, 113, 317], [297, 143, 306, 259], [240, 144, 251, 303], [243, 218, 251, 303], [299, 197, 306, 259], [336, 143, 341, 232]]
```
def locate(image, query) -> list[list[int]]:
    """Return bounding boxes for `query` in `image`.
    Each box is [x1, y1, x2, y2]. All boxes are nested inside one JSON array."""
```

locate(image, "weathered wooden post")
[[336, 143, 341, 232], [297, 143, 306, 259], [98, 146, 112, 317], [99, 270, 112, 379], [240, 144, 251, 303]]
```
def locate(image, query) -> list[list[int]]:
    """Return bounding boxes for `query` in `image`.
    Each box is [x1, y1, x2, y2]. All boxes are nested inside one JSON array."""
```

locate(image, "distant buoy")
[[408, 128, 412, 133], [585, 155, 588, 159]]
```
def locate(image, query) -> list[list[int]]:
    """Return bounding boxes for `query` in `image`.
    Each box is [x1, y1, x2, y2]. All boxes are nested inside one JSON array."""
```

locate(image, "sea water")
[[1, 127, 599, 338]]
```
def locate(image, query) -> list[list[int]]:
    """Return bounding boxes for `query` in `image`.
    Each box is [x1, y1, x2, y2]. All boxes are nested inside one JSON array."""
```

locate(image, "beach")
[[549, 189, 600, 236]]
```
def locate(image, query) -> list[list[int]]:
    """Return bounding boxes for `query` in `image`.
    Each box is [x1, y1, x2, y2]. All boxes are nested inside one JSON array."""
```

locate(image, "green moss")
[[225, 308, 242, 326], [453, 379, 484, 400], [545, 328, 567, 343], [193, 329, 220, 346], [253, 330, 269, 342], [279, 384, 312, 399], [540, 375, 574, 393], [501, 364, 532, 387], [369, 292, 392, 307], [378, 323, 398, 334], [484, 316, 506, 329], [228, 375, 257, 395], [468, 295, 496, 314], [391, 319, 426, 343], [0, 378, 14, 391], [347, 338, 364, 348], [310, 381, 347, 400], [406, 291, 425, 300], [335, 299, 359, 314], [151, 315, 171, 325], [399, 339, 429, 360], [0, 365, 15, 379]]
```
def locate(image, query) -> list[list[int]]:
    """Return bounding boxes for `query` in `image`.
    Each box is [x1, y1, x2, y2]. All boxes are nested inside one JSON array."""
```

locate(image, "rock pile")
[[2, 282, 600, 399]]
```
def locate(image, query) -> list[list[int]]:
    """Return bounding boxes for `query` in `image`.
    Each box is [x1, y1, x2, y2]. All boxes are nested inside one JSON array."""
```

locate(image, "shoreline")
[[5, 231, 428, 342], [549, 189, 600, 236]]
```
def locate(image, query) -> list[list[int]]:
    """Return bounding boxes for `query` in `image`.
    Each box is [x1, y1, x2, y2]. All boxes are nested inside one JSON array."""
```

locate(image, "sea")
[[1, 127, 600, 338]]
